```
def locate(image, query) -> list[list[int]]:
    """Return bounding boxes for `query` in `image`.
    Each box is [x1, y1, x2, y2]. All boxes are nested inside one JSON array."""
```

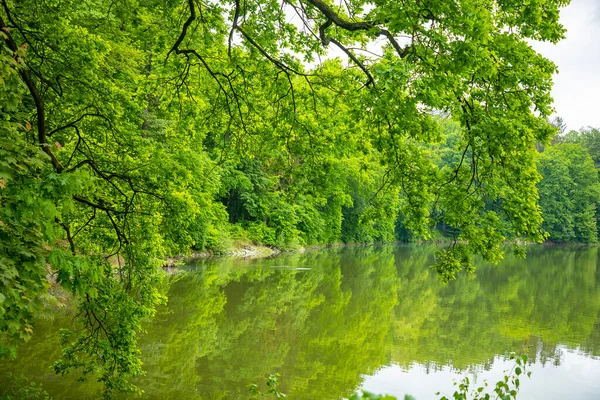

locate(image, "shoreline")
[[163, 239, 600, 268]]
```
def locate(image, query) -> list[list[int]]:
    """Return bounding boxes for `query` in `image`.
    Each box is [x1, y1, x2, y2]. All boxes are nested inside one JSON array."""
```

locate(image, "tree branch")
[[166, 0, 196, 61], [304, 0, 410, 58], [0, 12, 61, 172]]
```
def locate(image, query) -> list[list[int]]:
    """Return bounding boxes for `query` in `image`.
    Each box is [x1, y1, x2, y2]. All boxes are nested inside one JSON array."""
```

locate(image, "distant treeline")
[[191, 120, 600, 249], [537, 126, 600, 243]]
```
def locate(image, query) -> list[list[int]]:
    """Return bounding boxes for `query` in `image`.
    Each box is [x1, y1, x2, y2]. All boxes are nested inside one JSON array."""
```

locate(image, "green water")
[[2, 245, 600, 399]]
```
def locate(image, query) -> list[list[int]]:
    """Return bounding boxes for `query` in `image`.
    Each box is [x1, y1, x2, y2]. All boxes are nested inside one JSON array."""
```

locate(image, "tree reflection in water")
[[2, 245, 600, 399]]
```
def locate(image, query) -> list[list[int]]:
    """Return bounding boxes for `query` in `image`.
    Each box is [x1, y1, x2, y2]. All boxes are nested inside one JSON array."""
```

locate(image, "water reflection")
[[2, 245, 600, 399]]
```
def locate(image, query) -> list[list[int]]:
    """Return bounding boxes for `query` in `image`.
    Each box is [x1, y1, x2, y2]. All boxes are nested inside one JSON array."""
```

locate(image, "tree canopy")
[[0, 0, 569, 395], [537, 142, 600, 243]]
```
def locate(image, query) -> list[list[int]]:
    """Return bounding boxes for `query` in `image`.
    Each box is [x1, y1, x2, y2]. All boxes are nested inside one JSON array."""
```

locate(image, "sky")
[[531, 0, 600, 131]]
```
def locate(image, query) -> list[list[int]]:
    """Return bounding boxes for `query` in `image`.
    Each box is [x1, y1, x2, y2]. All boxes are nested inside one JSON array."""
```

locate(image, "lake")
[[2, 244, 600, 399]]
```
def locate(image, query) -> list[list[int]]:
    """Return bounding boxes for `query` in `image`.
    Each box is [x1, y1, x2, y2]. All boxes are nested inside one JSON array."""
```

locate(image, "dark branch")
[[228, 0, 241, 58], [236, 25, 309, 77], [0, 11, 61, 172], [305, 0, 372, 31], [56, 217, 76, 255], [305, 0, 410, 58], [166, 0, 196, 61], [49, 112, 113, 137], [329, 37, 374, 86]]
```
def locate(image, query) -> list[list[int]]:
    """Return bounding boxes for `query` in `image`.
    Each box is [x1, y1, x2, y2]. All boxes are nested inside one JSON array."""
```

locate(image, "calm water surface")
[[3, 245, 600, 399]]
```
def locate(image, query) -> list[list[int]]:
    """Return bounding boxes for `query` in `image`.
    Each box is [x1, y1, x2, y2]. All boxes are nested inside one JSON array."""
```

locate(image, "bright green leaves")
[[163, 0, 565, 280], [428, 115, 542, 278], [0, 0, 572, 395], [497, 0, 570, 42], [437, 352, 531, 400], [0, 33, 25, 112], [538, 142, 600, 243], [52, 262, 163, 398], [433, 244, 472, 283], [0, 41, 56, 359], [248, 373, 287, 399], [1, 0, 194, 394]]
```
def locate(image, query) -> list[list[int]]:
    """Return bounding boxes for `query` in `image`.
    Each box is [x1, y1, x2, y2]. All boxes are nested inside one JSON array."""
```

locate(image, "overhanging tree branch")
[[0, 13, 61, 172], [166, 0, 196, 61], [304, 0, 411, 59]]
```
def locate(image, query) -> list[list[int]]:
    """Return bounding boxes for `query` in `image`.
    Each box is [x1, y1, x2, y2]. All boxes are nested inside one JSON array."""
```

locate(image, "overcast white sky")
[[531, 0, 600, 131]]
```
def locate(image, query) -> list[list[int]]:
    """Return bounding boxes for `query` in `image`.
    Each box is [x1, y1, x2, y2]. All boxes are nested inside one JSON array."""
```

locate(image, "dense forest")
[[0, 0, 591, 397], [538, 126, 600, 243]]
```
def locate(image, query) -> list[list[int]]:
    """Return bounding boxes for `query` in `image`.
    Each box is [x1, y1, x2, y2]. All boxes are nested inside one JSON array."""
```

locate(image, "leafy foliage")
[[537, 142, 600, 243], [248, 373, 287, 399], [0, 373, 50, 400], [438, 354, 530, 400], [0, 0, 571, 395]]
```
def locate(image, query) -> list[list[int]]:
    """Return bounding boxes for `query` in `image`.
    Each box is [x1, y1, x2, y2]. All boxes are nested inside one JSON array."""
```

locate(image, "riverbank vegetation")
[[0, 0, 583, 396]]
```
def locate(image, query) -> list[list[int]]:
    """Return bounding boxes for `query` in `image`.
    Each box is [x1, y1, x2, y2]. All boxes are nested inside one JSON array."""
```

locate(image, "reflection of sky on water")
[[362, 347, 600, 400]]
